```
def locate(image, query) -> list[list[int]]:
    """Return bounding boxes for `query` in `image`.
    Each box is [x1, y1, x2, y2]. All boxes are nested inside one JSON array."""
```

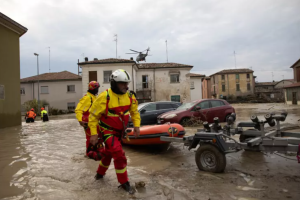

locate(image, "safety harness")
[[100, 89, 133, 145]]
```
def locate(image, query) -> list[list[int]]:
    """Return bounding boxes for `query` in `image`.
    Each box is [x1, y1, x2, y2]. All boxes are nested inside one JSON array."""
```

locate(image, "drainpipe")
[[227, 74, 229, 97], [32, 82, 35, 100]]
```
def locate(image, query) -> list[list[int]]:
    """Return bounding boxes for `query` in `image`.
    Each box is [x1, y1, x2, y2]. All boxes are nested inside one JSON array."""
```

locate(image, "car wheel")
[[180, 117, 190, 127]]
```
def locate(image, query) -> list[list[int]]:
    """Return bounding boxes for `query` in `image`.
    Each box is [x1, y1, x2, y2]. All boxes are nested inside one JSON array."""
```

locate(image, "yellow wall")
[[211, 73, 254, 98], [0, 24, 21, 128]]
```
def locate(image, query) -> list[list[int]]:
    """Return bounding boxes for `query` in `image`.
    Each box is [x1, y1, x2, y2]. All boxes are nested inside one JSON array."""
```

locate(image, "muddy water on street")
[[1, 103, 300, 200]]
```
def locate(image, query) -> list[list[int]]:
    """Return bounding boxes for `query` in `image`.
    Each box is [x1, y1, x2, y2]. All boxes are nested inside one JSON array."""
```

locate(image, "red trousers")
[[97, 135, 128, 184]]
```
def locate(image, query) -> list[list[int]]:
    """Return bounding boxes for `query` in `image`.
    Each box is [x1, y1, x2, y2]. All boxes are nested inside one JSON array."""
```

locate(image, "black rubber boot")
[[94, 173, 104, 180], [118, 181, 135, 194]]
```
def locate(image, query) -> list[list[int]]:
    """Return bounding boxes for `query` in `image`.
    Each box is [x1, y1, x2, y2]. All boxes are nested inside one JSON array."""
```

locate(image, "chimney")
[[130, 57, 133, 60], [94, 58, 98, 61], [85, 57, 88, 62]]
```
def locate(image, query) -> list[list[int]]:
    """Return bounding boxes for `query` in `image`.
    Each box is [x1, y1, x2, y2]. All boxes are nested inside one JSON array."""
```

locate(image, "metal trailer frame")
[[160, 113, 300, 173]]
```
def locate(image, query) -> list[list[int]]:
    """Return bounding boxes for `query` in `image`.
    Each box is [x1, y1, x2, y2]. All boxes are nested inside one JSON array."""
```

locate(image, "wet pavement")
[[1, 103, 300, 200]]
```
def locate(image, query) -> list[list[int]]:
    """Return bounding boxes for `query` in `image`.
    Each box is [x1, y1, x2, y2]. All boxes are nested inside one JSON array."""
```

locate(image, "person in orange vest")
[[88, 69, 141, 194], [75, 81, 101, 158], [25, 108, 36, 123]]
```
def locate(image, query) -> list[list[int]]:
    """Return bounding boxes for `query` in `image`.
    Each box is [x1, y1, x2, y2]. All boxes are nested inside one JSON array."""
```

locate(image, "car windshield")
[[176, 101, 197, 110], [138, 103, 148, 111]]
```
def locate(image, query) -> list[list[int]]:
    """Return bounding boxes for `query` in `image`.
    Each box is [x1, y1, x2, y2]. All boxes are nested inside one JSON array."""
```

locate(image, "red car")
[[157, 99, 235, 125]]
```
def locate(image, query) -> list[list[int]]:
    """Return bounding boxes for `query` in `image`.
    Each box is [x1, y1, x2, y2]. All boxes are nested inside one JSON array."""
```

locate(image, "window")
[[67, 85, 75, 92], [198, 101, 210, 110], [236, 84, 240, 91], [67, 102, 76, 110], [171, 95, 180, 102], [142, 75, 148, 89], [247, 83, 251, 91], [41, 86, 49, 94], [143, 104, 156, 111], [211, 100, 225, 108], [20, 88, 25, 95], [221, 75, 225, 80], [190, 81, 195, 89], [89, 71, 97, 82], [170, 74, 179, 83], [103, 71, 112, 83], [0, 85, 4, 100], [157, 103, 173, 110], [236, 74, 240, 82], [247, 74, 250, 78], [222, 84, 225, 92]]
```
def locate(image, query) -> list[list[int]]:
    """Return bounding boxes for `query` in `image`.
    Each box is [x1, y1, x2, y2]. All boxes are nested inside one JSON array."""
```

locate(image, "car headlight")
[[165, 114, 177, 119]]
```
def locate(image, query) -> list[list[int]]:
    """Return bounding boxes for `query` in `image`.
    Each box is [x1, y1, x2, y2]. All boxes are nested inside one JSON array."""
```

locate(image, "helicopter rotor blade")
[[129, 49, 141, 53]]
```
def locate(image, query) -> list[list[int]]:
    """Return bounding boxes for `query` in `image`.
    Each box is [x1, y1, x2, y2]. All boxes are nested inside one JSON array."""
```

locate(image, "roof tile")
[[21, 71, 81, 83]]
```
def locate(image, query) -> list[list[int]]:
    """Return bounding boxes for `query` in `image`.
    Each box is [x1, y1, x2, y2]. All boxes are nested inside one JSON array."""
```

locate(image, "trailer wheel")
[[195, 144, 226, 173]]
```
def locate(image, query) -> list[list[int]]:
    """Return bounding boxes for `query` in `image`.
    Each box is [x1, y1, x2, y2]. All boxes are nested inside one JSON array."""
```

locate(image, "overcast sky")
[[2, 0, 300, 82]]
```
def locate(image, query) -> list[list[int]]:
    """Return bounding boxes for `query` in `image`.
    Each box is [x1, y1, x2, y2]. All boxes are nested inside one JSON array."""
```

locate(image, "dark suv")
[[128, 101, 181, 126]]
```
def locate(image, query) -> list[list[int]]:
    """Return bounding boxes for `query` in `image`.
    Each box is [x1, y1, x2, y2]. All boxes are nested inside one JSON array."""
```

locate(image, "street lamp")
[[34, 53, 40, 112]]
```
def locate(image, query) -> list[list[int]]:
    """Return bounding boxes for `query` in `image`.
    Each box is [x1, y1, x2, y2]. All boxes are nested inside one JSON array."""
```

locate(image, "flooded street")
[[1, 103, 300, 200]]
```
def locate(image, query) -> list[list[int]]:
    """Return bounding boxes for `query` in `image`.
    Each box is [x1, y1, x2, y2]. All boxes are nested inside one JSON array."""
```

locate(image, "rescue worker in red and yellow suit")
[[75, 81, 101, 158], [25, 108, 37, 123], [88, 69, 141, 194]]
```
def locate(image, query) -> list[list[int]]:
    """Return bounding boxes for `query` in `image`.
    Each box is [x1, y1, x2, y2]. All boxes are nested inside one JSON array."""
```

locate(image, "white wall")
[[21, 80, 82, 110], [81, 63, 135, 96], [190, 77, 202, 101], [136, 68, 192, 102]]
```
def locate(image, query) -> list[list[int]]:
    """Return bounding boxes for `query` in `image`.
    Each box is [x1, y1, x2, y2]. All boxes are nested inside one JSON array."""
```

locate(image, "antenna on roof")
[[233, 51, 237, 69], [272, 71, 274, 82], [114, 34, 118, 59], [165, 40, 169, 63]]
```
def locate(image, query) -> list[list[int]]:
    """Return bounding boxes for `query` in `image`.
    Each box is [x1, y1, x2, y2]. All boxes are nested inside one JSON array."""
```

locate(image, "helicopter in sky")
[[126, 47, 150, 62]]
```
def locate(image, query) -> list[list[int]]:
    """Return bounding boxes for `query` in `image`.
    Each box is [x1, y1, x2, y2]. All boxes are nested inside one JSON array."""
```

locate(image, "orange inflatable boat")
[[122, 123, 185, 145]]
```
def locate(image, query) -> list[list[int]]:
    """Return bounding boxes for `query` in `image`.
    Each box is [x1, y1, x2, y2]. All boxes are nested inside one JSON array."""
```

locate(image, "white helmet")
[[110, 69, 131, 83]]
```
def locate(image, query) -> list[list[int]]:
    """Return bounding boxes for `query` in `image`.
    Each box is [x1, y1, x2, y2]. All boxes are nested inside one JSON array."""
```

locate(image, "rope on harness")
[[167, 122, 174, 137]]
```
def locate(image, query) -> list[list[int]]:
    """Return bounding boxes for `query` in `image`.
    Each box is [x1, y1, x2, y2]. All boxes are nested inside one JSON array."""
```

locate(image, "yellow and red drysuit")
[[75, 92, 101, 155], [88, 88, 140, 184]]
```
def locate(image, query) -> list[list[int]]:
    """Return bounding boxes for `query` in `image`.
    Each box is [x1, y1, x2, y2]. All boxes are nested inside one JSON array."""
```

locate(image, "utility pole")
[[272, 72, 274, 82], [114, 34, 118, 58], [165, 40, 168, 63], [234, 51, 237, 69], [34, 53, 40, 111], [48, 47, 50, 72]]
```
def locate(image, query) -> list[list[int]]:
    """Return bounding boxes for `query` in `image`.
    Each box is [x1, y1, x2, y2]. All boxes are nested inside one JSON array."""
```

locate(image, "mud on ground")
[[1, 103, 300, 200]]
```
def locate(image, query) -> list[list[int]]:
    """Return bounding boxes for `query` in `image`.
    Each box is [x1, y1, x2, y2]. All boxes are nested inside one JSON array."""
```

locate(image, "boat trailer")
[[160, 112, 300, 173]]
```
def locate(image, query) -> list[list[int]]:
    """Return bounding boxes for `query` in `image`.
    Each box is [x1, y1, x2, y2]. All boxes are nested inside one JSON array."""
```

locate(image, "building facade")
[[188, 73, 205, 101], [20, 71, 82, 111], [284, 58, 300, 105], [210, 69, 254, 99], [0, 12, 27, 128], [79, 58, 199, 103], [202, 77, 211, 99]]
